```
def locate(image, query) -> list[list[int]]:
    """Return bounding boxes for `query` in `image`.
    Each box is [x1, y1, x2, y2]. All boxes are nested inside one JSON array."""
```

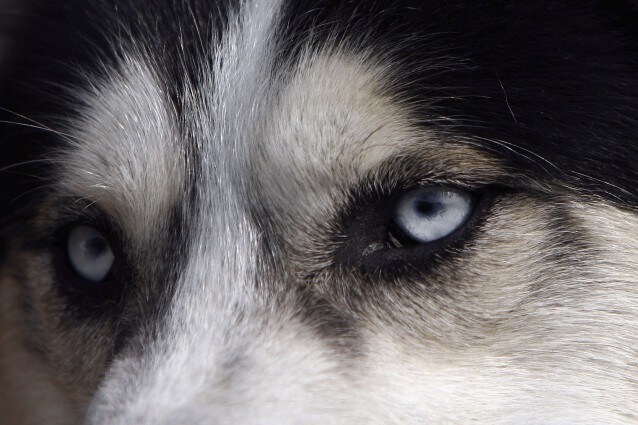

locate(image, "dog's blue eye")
[[67, 226, 114, 282], [392, 187, 473, 243]]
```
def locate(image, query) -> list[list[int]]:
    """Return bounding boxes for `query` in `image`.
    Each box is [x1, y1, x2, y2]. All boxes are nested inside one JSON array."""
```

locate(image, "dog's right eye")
[[67, 226, 114, 283]]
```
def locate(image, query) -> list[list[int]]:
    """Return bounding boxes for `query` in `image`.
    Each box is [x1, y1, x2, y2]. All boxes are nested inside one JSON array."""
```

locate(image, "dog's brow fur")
[[1, 0, 638, 424], [58, 57, 186, 242]]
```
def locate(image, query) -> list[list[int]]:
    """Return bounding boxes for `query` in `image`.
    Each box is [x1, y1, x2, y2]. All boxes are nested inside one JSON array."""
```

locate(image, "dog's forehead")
[[52, 0, 638, 238], [56, 37, 503, 243]]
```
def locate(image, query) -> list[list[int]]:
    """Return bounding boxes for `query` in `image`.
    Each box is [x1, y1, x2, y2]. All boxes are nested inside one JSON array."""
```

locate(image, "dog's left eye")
[[335, 183, 486, 278], [391, 187, 473, 244], [67, 226, 114, 282]]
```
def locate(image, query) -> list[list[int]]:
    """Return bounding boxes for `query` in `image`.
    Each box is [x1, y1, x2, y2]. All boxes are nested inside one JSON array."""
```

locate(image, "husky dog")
[[1, 1, 637, 423]]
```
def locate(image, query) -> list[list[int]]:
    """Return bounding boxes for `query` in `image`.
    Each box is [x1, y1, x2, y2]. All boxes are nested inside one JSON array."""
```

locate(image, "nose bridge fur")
[[171, 0, 282, 328], [82, 204, 271, 424], [85, 1, 294, 420], [85, 216, 355, 424]]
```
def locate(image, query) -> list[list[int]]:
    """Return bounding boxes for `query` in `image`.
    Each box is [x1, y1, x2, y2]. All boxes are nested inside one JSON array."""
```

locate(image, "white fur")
[[58, 58, 185, 244]]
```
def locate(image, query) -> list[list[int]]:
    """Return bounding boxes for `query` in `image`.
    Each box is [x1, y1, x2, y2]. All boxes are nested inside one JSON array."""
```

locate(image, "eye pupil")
[[415, 200, 444, 217], [86, 237, 107, 257]]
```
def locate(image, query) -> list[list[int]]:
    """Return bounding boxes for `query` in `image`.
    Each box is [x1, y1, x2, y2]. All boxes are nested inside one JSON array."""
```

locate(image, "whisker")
[[7, 181, 57, 205], [466, 135, 561, 174], [0, 115, 83, 146], [0, 158, 60, 173]]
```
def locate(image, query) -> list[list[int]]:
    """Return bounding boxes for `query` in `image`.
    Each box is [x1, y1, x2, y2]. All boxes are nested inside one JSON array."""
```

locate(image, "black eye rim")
[[333, 182, 503, 280]]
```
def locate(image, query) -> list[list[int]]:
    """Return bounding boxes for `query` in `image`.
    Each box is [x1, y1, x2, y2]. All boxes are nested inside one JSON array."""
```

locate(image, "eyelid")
[[47, 198, 123, 248]]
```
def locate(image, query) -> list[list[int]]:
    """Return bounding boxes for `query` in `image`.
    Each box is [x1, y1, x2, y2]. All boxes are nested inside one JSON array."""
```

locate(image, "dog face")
[[1, 1, 638, 423]]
